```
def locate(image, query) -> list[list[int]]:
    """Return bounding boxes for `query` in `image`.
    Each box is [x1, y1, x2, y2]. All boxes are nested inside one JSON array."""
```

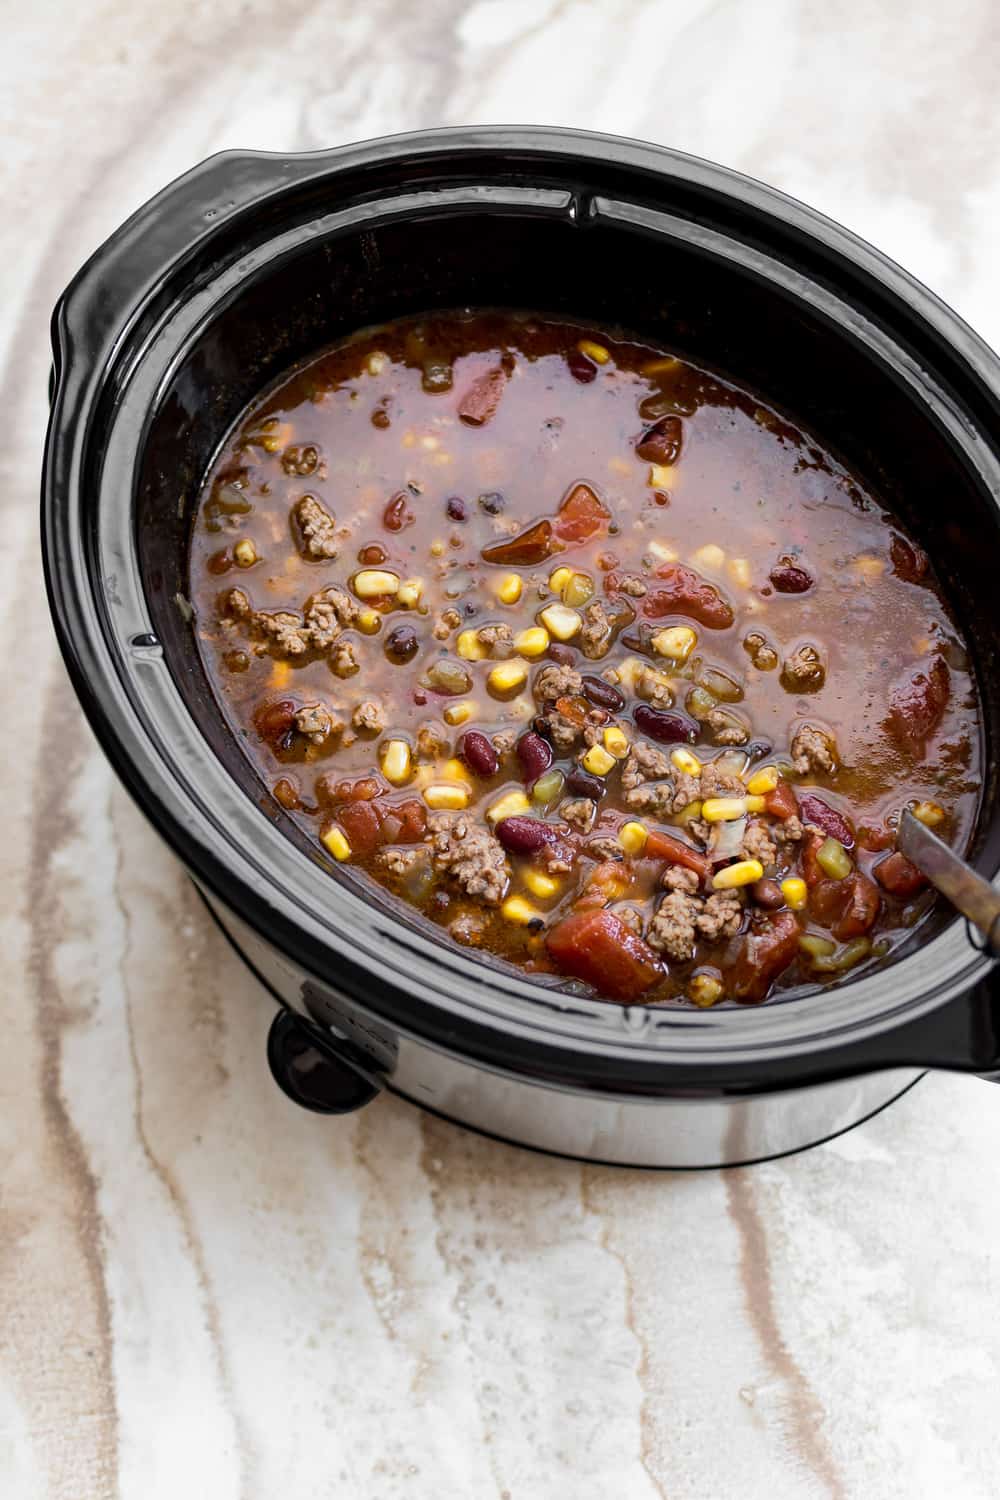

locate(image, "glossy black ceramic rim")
[[42, 126, 1000, 1092]]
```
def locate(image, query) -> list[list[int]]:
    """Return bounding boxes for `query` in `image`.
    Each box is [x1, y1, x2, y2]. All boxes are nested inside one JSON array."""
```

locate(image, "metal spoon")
[[897, 809, 1000, 957]]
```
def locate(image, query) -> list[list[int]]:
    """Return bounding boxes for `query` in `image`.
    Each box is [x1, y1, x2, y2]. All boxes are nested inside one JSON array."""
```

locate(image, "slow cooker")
[[41, 127, 1000, 1167]]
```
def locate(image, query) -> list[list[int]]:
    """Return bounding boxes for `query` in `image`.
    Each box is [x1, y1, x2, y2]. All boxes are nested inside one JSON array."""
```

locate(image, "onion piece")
[[708, 814, 746, 862]]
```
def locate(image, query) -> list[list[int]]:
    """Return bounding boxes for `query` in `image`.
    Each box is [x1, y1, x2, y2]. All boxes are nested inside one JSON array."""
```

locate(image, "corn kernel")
[[670, 747, 701, 776], [522, 867, 561, 899], [354, 609, 380, 636], [618, 821, 649, 856], [430, 539, 445, 557], [689, 972, 724, 1008], [233, 538, 258, 567], [549, 566, 573, 594], [497, 572, 523, 604], [270, 661, 291, 689], [443, 700, 476, 726], [674, 800, 703, 825], [365, 351, 387, 376], [603, 726, 630, 759], [912, 800, 946, 827], [648, 465, 673, 488], [502, 895, 544, 926], [513, 626, 550, 658], [692, 543, 725, 574], [380, 739, 412, 786], [855, 554, 884, 581], [781, 877, 808, 910], [702, 796, 748, 822], [745, 795, 767, 813], [423, 783, 470, 810], [441, 758, 471, 783], [613, 657, 642, 690], [321, 826, 351, 861], [652, 625, 697, 662], [539, 603, 582, 641], [354, 569, 400, 599], [642, 356, 681, 376], [712, 859, 763, 890], [457, 629, 488, 661], [582, 744, 617, 776], [578, 338, 610, 364], [727, 557, 752, 589], [488, 659, 529, 696], [746, 765, 780, 795], [647, 540, 677, 564], [397, 577, 424, 608], [487, 790, 532, 823], [816, 837, 852, 880]]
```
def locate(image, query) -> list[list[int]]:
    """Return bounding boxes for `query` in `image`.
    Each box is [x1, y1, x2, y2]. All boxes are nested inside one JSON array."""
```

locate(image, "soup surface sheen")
[[189, 312, 980, 1005]]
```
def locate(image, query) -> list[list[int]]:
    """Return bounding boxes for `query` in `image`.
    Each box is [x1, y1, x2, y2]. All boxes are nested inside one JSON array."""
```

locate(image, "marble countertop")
[[5, 1, 1000, 1495]]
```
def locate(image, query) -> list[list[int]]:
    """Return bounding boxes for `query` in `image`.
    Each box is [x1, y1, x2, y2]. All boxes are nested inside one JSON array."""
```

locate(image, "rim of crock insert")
[[42, 126, 1000, 1091]]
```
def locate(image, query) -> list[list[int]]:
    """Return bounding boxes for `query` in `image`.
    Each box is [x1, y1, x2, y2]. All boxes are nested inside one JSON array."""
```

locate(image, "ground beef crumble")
[[294, 703, 342, 744], [741, 819, 778, 869], [579, 600, 615, 659], [352, 701, 385, 733], [695, 891, 743, 940], [331, 640, 360, 677], [427, 812, 509, 904], [534, 663, 584, 702], [477, 623, 514, 657], [415, 721, 450, 759], [491, 729, 517, 758], [379, 846, 424, 876], [559, 797, 596, 831], [622, 740, 674, 791], [662, 866, 701, 894], [305, 586, 358, 649], [293, 495, 340, 559], [647, 890, 699, 961], [791, 723, 838, 775]]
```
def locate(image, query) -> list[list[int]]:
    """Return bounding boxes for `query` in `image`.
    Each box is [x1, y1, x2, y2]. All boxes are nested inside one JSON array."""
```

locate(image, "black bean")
[[385, 624, 418, 663], [547, 643, 576, 666], [565, 767, 604, 800], [581, 675, 624, 712], [446, 495, 468, 521], [478, 491, 505, 515]]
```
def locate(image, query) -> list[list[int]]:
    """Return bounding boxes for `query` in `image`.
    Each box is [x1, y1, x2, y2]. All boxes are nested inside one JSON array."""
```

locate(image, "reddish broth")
[[189, 312, 980, 1005]]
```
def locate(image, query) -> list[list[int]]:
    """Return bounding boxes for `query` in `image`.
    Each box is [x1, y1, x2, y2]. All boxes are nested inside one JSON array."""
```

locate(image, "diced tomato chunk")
[[643, 562, 735, 629], [337, 799, 384, 858], [553, 482, 611, 543], [644, 829, 711, 883], [728, 910, 801, 1004], [832, 873, 881, 940], [764, 778, 800, 821], [546, 909, 661, 1002], [380, 798, 426, 845], [799, 830, 826, 888], [885, 655, 949, 759], [874, 851, 928, 898], [457, 368, 506, 425], [482, 518, 556, 566]]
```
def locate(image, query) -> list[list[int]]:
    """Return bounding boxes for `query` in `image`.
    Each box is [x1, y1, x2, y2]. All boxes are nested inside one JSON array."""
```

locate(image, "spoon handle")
[[897, 810, 1000, 957]]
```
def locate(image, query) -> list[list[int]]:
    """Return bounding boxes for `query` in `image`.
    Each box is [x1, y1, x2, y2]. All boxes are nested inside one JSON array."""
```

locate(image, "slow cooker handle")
[[55, 148, 351, 359], [266, 1010, 384, 1114]]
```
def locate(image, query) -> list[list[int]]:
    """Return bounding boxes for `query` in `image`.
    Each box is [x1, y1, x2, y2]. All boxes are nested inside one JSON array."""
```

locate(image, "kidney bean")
[[798, 793, 855, 848], [635, 415, 683, 465], [460, 730, 499, 777], [769, 555, 813, 593], [385, 624, 418, 663], [565, 767, 605, 800], [516, 732, 553, 785], [885, 655, 950, 758], [566, 349, 598, 384], [643, 562, 735, 629], [874, 851, 928, 898], [581, 675, 625, 712], [890, 534, 929, 583], [446, 495, 468, 521], [383, 491, 413, 531], [481, 518, 555, 566], [728, 910, 801, 1004], [546, 909, 661, 1001], [752, 877, 785, 909], [633, 703, 697, 744], [547, 642, 576, 666], [458, 368, 506, 425], [254, 698, 297, 755], [495, 816, 558, 855]]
